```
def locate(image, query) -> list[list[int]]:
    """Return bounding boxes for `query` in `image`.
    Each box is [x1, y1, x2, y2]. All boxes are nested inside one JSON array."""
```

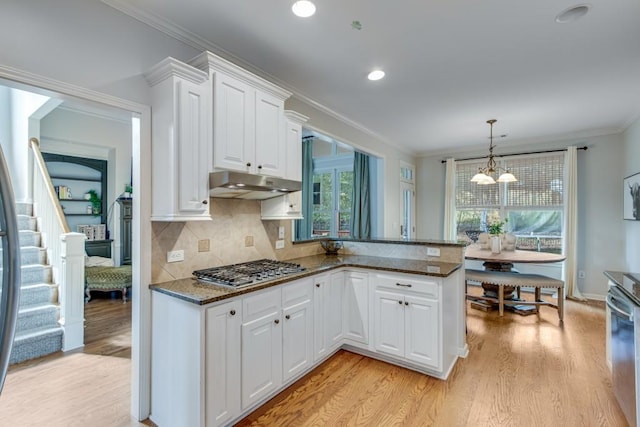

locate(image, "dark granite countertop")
[[604, 271, 640, 305], [150, 254, 463, 306], [293, 237, 466, 247]]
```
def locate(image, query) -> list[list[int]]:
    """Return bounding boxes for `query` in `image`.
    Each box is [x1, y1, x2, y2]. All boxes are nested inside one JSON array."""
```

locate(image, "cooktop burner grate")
[[193, 259, 306, 288]]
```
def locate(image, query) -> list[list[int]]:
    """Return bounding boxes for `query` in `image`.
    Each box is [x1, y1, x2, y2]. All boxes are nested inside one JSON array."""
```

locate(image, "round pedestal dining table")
[[465, 244, 566, 269], [465, 244, 565, 301]]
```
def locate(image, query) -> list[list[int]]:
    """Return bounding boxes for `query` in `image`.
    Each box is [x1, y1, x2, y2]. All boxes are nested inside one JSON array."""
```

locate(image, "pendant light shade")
[[470, 119, 517, 184]]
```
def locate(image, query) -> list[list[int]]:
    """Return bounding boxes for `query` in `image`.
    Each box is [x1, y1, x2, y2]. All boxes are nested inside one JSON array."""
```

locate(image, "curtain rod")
[[439, 146, 588, 163]]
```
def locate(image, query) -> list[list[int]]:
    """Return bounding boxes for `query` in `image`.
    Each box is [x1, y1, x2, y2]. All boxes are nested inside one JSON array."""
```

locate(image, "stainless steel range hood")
[[209, 171, 302, 200]]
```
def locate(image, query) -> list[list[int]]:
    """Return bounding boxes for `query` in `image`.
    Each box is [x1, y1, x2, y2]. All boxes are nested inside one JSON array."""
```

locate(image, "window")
[[400, 161, 416, 239], [311, 139, 354, 238], [456, 153, 564, 253]]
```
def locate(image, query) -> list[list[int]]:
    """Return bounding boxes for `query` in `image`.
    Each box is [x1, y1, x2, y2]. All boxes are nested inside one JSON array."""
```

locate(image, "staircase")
[[8, 202, 63, 364]]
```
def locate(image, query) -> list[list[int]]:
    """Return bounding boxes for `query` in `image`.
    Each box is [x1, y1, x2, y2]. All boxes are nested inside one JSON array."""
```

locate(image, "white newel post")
[[60, 232, 86, 351]]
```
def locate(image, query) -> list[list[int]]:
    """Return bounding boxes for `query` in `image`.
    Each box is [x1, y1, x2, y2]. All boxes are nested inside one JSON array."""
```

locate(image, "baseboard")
[[581, 293, 605, 301]]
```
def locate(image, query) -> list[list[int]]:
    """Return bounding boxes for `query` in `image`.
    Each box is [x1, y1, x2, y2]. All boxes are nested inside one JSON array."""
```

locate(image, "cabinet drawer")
[[374, 273, 440, 298], [282, 278, 313, 308], [242, 288, 280, 323]]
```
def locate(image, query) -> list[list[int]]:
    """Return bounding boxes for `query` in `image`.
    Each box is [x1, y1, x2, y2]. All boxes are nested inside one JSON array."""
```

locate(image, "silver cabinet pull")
[[396, 283, 412, 288]]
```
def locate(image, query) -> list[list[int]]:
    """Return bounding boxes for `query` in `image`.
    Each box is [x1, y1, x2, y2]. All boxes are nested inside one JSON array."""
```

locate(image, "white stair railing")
[[29, 138, 84, 351]]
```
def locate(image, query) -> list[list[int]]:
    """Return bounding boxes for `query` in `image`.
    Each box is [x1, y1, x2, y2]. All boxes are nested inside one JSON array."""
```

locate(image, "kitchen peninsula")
[[149, 238, 467, 427]]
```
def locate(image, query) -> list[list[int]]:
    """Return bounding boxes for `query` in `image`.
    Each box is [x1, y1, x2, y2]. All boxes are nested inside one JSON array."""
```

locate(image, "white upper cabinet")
[[145, 57, 211, 221], [284, 110, 308, 182], [212, 72, 254, 173], [190, 51, 293, 178], [260, 110, 308, 220]]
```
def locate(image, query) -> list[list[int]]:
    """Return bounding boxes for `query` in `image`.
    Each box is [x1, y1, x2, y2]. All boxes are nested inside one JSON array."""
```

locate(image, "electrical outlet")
[[278, 226, 285, 239], [198, 239, 210, 252], [245, 236, 254, 247], [578, 270, 586, 279], [167, 250, 184, 263], [427, 247, 441, 257], [275, 239, 285, 250]]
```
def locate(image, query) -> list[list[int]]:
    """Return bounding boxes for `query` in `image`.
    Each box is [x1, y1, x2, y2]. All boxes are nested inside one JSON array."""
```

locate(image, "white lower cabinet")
[[373, 290, 405, 357], [373, 273, 441, 370], [282, 278, 314, 382], [152, 266, 459, 426], [241, 288, 282, 410], [241, 278, 314, 411], [343, 271, 369, 346], [206, 300, 242, 427], [313, 272, 344, 361], [404, 295, 439, 367]]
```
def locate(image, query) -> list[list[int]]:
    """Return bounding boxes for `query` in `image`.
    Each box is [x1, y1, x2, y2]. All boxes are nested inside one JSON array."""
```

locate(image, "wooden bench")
[[465, 269, 564, 320]]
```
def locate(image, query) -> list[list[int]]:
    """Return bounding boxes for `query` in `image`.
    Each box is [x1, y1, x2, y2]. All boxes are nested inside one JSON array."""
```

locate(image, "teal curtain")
[[350, 151, 371, 238], [295, 138, 314, 240]]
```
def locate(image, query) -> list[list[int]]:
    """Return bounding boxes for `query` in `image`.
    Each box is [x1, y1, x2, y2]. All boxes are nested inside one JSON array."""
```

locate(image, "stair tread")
[[14, 325, 63, 340], [18, 304, 58, 314]]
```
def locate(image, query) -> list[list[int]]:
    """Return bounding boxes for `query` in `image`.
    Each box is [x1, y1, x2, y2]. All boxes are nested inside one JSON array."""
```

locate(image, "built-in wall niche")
[[42, 153, 110, 254]]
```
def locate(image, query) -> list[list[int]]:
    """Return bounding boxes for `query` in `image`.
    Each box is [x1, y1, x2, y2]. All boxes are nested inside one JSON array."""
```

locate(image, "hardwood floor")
[[0, 290, 626, 426], [0, 295, 144, 426], [238, 292, 627, 426]]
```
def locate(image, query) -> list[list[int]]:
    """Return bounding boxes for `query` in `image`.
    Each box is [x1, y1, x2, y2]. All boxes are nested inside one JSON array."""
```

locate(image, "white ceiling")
[[106, 0, 640, 156]]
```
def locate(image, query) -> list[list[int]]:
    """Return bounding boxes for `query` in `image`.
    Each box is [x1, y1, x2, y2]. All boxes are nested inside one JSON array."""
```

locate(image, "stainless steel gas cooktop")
[[193, 259, 306, 288]]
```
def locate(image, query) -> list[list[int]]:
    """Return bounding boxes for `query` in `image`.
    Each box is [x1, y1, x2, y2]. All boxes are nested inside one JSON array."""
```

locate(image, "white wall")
[[624, 117, 640, 272], [417, 134, 627, 299], [0, 0, 201, 105]]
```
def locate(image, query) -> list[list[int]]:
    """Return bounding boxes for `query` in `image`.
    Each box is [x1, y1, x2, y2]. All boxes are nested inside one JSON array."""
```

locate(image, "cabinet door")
[[206, 301, 241, 427], [313, 275, 327, 361], [285, 117, 302, 181], [177, 79, 210, 215], [241, 311, 282, 410], [254, 90, 285, 177], [373, 290, 404, 358], [282, 299, 313, 382], [325, 272, 344, 351], [213, 73, 255, 172], [343, 271, 369, 345], [404, 295, 440, 369]]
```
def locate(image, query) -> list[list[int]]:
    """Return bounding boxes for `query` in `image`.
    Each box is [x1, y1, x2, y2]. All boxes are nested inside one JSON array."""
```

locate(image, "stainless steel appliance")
[[193, 259, 306, 288], [0, 145, 22, 394], [607, 281, 640, 427], [209, 171, 302, 200]]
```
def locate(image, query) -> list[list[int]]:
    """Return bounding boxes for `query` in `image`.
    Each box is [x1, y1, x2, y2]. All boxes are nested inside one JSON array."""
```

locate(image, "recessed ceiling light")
[[292, 1, 316, 18], [555, 4, 591, 23], [367, 70, 385, 81]]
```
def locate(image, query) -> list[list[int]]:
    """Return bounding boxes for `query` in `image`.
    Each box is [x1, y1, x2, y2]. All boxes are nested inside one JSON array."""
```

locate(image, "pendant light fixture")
[[470, 119, 517, 185], [292, 0, 316, 17]]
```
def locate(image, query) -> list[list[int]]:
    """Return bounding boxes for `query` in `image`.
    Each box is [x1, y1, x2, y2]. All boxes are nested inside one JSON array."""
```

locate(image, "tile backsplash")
[[151, 198, 323, 283]]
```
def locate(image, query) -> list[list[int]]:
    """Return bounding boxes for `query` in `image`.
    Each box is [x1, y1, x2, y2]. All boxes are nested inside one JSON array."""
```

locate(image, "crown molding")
[[284, 110, 309, 125], [189, 51, 290, 100], [144, 57, 208, 86], [101, 0, 397, 151], [0, 63, 148, 116], [416, 127, 626, 159]]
